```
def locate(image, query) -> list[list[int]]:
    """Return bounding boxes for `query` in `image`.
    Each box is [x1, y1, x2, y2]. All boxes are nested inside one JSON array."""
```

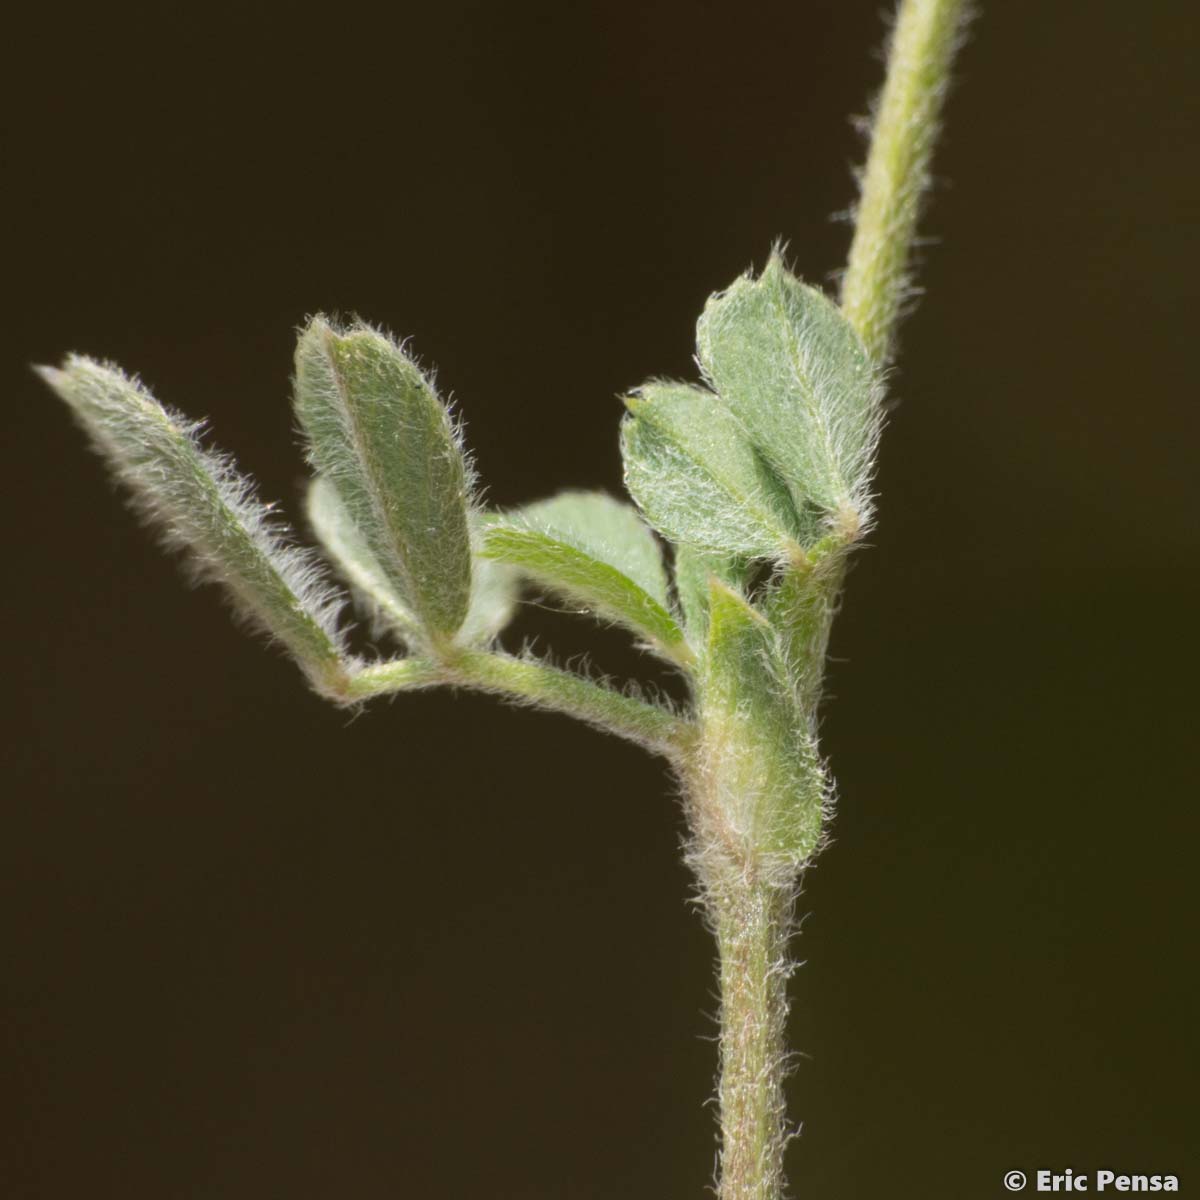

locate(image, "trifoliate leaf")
[[696, 251, 880, 524], [38, 357, 349, 694], [293, 318, 473, 645], [621, 381, 804, 559], [483, 490, 687, 662]]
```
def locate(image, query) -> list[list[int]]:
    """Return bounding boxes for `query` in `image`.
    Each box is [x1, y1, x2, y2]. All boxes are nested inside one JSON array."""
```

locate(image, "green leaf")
[[672, 545, 746, 642], [309, 477, 518, 649], [307, 475, 420, 640], [696, 251, 880, 524], [702, 580, 826, 871], [460, 514, 520, 648], [38, 357, 350, 695], [293, 318, 474, 645], [482, 490, 688, 662], [620, 381, 804, 559]]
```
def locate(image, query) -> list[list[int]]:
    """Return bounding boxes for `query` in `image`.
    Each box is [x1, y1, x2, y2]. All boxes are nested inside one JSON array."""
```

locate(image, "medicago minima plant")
[[39, 2, 969, 1196]]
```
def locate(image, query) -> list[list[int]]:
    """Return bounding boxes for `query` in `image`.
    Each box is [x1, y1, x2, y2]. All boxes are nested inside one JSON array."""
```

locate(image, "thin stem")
[[695, 7, 971, 1197], [344, 657, 443, 699], [454, 650, 695, 759], [347, 650, 694, 760], [840, 0, 970, 364], [714, 880, 794, 1200]]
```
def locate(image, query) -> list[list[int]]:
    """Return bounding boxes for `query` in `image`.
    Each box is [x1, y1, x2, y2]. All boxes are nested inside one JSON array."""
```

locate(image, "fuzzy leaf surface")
[[621, 381, 803, 559], [673, 545, 746, 643], [39, 357, 349, 692], [702, 581, 825, 871], [461, 514, 521, 648], [309, 478, 517, 649], [293, 319, 473, 643], [482, 490, 685, 658], [307, 475, 420, 640], [697, 252, 879, 523]]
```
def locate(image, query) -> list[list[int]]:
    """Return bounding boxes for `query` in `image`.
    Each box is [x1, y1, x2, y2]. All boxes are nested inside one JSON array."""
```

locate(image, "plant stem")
[[348, 651, 694, 760], [689, 669, 822, 1200], [713, 879, 794, 1200], [344, 657, 444, 699], [700, 3, 970, 1196], [449, 651, 694, 760], [840, 0, 970, 364]]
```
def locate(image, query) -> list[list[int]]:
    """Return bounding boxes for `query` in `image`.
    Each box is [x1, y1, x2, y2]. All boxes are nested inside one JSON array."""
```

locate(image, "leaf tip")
[[831, 502, 864, 543], [707, 575, 766, 623], [764, 241, 791, 278], [33, 363, 72, 401]]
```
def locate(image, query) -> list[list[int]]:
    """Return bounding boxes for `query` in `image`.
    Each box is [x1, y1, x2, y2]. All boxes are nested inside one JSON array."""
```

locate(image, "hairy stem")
[[713, 879, 795, 1200], [698, 4, 970, 1196], [348, 651, 694, 759], [344, 657, 444, 699], [450, 651, 694, 760], [841, 0, 970, 363]]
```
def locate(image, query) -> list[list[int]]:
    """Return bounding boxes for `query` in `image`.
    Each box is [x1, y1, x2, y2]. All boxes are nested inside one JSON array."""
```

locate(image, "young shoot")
[[39, 1, 969, 1196]]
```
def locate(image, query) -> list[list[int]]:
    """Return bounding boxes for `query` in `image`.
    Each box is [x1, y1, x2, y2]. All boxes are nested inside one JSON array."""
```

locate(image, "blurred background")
[[4, 1, 1197, 1196]]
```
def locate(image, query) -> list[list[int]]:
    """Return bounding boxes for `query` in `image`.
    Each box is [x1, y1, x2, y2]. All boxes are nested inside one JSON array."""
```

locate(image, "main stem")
[[704, 1, 969, 1197], [841, 0, 969, 364], [713, 880, 794, 1200]]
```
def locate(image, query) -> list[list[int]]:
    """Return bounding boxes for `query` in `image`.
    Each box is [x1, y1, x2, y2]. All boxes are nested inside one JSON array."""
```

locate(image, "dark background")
[[5, 2, 1197, 1197]]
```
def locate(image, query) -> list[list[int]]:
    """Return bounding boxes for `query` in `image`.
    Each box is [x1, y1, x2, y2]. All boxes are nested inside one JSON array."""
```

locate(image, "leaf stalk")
[[348, 651, 695, 761]]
